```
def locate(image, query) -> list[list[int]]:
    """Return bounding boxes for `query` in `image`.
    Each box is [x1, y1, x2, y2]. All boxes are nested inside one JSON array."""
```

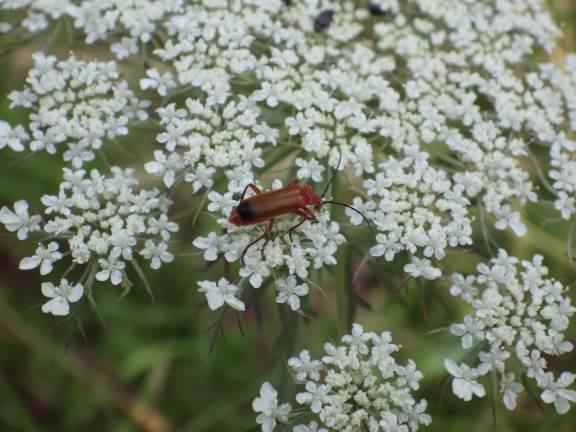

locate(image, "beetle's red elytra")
[[228, 181, 321, 227], [228, 179, 373, 265]]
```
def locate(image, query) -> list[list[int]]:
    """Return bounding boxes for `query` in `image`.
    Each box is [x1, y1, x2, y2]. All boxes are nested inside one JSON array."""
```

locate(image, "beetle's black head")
[[228, 201, 256, 225]]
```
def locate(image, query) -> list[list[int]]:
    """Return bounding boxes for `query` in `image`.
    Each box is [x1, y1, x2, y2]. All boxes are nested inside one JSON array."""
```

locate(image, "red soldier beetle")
[[228, 160, 374, 265]]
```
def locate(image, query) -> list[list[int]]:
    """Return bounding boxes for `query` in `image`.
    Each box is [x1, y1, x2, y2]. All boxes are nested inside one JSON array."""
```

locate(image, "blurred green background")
[[1, 2, 576, 431]]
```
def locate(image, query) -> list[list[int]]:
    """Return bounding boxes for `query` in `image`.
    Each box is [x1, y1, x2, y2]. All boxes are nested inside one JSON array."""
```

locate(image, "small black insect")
[[368, 3, 392, 17], [282, 0, 292, 6], [314, 9, 335, 33]]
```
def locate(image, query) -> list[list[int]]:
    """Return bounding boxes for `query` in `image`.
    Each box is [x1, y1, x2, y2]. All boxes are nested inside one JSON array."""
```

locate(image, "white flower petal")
[[42, 297, 70, 316], [67, 283, 84, 303], [19, 256, 41, 271]]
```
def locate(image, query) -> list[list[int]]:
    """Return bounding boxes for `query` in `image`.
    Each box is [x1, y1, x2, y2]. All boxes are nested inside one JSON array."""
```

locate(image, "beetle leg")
[[288, 208, 316, 242], [241, 232, 266, 266], [298, 207, 316, 220], [240, 219, 274, 266], [240, 183, 262, 201], [260, 220, 275, 260], [288, 218, 306, 243]]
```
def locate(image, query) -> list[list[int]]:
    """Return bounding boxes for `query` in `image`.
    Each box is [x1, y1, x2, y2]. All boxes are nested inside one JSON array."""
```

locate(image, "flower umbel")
[[1, 167, 179, 316], [255, 323, 431, 432], [6, 53, 148, 167], [446, 250, 576, 413]]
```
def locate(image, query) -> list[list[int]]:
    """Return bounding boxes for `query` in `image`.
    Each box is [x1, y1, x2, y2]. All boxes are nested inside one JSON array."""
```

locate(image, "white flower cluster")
[[2, 53, 148, 166], [0, 0, 184, 59], [71, 0, 183, 57], [550, 135, 576, 220], [532, 56, 576, 220], [350, 149, 472, 280], [129, 0, 576, 309], [152, 0, 404, 183], [144, 97, 277, 193], [194, 181, 345, 312], [0, 0, 73, 33], [0, 0, 574, 424], [0, 167, 178, 316], [253, 324, 431, 432], [369, 2, 554, 237], [446, 250, 576, 414], [148, 0, 384, 193], [157, 4, 258, 99], [137, 0, 381, 312], [2, 1, 570, 218]]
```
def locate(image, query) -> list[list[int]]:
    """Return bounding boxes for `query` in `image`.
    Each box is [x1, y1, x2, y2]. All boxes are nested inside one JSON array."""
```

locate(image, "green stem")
[[131, 258, 155, 301], [331, 174, 352, 336], [490, 369, 498, 427]]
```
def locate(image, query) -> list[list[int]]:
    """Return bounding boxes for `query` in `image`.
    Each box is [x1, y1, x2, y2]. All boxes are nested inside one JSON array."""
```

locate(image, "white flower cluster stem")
[[446, 250, 576, 414], [253, 323, 431, 432]]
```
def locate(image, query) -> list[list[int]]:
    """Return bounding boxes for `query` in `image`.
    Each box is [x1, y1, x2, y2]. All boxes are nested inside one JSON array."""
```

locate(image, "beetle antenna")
[[320, 149, 344, 200], [321, 200, 376, 235]]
